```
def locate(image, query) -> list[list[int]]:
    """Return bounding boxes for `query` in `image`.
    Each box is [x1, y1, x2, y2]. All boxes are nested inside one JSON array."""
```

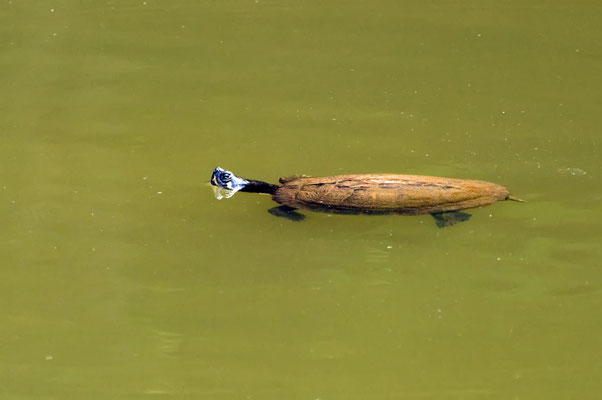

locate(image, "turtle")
[[210, 167, 522, 227]]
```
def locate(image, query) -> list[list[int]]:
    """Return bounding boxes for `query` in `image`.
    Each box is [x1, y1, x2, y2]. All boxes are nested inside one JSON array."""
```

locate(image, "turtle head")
[[210, 167, 249, 199]]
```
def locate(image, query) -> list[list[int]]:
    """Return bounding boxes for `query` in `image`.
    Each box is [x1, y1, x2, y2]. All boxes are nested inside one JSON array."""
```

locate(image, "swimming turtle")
[[210, 167, 522, 227]]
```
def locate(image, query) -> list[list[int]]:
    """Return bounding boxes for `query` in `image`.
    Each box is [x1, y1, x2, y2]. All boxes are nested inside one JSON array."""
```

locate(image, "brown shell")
[[272, 174, 510, 215]]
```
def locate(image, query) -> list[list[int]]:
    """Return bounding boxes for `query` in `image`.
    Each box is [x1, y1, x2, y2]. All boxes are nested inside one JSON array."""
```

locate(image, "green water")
[[2, 1, 601, 398]]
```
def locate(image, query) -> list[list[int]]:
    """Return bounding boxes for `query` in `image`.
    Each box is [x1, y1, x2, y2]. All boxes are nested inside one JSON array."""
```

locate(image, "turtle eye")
[[221, 172, 232, 182]]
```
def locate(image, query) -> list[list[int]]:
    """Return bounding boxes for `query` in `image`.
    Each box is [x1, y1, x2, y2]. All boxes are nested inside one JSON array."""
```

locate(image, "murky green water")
[[2, 1, 601, 398]]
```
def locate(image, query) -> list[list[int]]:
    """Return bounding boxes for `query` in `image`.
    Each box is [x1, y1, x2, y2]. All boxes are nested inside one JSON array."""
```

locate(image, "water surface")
[[1, 1, 601, 398]]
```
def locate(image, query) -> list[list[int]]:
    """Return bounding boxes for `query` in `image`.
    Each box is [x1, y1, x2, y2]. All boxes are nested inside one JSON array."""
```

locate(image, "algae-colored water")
[[1, 1, 601, 398]]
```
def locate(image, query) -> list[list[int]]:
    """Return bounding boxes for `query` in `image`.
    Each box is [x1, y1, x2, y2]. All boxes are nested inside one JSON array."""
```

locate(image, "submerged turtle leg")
[[431, 211, 472, 228], [268, 205, 306, 222]]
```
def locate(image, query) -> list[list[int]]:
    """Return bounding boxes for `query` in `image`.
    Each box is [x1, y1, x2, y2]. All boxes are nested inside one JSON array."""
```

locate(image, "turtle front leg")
[[431, 211, 472, 228], [268, 206, 306, 222]]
